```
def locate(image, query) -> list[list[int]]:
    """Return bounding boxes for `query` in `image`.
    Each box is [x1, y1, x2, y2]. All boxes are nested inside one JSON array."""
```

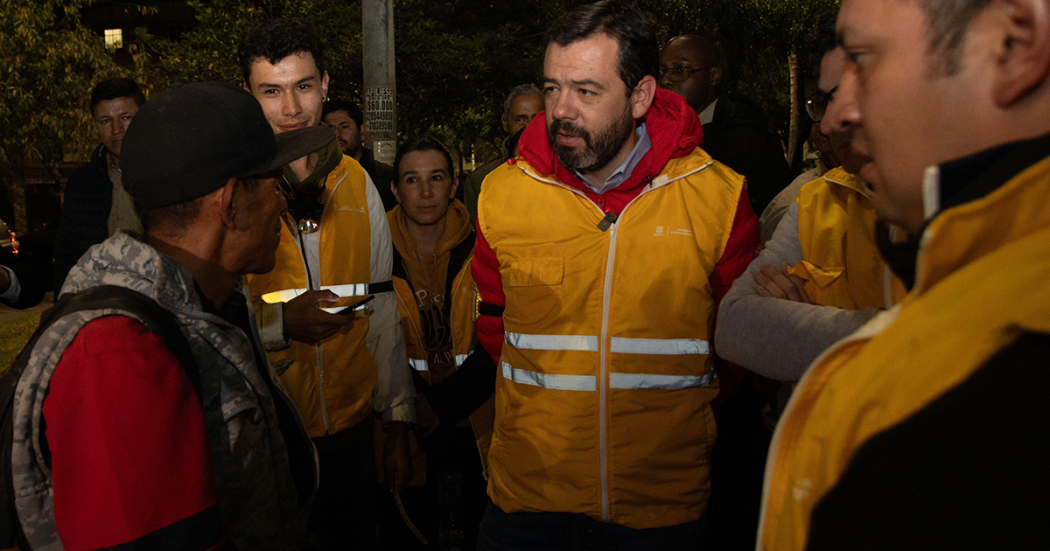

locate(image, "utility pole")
[[362, 0, 396, 166]]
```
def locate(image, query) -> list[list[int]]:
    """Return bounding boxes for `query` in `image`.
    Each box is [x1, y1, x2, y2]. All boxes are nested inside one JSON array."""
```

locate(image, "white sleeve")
[[362, 173, 416, 423], [714, 203, 878, 381]]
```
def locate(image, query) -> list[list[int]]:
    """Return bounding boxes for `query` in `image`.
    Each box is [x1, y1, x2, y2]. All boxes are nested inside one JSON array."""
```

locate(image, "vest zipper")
[[519, 163, 708, 522], [296, 231, 330, 433], [599, 219, 617, 521]]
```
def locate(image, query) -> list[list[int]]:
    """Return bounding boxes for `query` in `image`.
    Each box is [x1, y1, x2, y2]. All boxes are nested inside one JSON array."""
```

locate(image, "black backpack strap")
[[1, 285, 200, 548]]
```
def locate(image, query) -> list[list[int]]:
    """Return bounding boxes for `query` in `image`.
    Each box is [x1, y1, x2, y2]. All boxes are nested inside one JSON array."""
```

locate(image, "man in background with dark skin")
[[659, 35, 793, 215], [322, 99, 397, 211], [463, 84, 544, 221]]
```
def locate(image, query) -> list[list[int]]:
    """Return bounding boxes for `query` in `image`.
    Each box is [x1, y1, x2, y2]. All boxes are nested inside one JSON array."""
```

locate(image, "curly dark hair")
[[238, 18, 325, 84], [545, 1, 658, 95]]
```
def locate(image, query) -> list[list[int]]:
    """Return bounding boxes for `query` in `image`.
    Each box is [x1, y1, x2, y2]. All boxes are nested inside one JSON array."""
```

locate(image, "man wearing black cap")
[[9, 82, 330, 550]]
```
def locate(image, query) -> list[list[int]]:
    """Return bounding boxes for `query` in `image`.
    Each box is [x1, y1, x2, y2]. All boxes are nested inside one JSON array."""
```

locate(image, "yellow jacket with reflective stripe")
[[760, 154, 1050, 551], [787, 167, 906, 309], [477, 149, 744, 529], [389, 204, 495, 477], [247, 156, 376, 438]]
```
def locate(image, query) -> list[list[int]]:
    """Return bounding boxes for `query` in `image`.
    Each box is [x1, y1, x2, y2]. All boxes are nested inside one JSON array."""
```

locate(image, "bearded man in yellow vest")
[[758, 0, 1050, 549], [471, 2, 760, 549], [238, 19, 415, 551]]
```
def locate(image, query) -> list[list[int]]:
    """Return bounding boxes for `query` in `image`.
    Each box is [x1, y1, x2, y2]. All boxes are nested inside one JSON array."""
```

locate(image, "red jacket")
[[44, 316, 224, 550]]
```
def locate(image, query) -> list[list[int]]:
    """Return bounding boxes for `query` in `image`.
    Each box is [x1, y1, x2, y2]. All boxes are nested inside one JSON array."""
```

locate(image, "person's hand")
[[754, 264, 811, 304], [0, 266, 10, 294], [282, 290, 351, 344], [414, 394, 441, 439], [383, 421, 413, 493]]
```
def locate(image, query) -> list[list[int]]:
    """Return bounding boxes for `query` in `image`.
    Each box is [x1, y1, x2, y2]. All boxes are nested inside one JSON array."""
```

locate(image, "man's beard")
[[547, 106, 634, 174]]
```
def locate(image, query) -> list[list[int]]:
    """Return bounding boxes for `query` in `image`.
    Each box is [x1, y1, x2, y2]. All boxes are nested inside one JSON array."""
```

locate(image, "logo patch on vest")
[[654, 226, 694, 237]]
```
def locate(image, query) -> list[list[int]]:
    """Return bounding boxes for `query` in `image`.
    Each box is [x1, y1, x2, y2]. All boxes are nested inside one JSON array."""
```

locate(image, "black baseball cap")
[[123, 82, 334, 210]]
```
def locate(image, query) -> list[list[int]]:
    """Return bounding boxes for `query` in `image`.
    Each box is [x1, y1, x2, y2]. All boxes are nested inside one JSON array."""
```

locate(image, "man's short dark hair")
[[138, 177, 267, 235], [138, 197, 204, 235], [809, 16, 839, 78], [90, 78, 146, 111], [546, 1, 658, 95], [393, 137, 454, 183], [239, 18, 325, 85], [912, 0, 993, 75], [322, 100, 363, 127], [503, 84, 543, 116]]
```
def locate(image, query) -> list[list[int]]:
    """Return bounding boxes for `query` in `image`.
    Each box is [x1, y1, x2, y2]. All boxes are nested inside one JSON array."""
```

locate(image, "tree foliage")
[[0, 0, 124, 181], [0, 0, 840, 178]]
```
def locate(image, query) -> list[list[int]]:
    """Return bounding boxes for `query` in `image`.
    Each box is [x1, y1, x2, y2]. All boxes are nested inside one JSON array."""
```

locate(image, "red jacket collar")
[[517, 88, 704, 195]]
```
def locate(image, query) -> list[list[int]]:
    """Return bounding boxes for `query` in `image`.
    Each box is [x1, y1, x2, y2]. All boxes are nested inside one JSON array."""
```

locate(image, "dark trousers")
[[706, 376, 773, 550], [377, 425, 488, 550], [477, 501, 706, 551], [309, 418, 378, 551]]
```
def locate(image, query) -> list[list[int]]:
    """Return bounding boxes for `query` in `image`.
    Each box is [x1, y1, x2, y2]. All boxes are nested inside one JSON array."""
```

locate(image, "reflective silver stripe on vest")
[[609, 372, 715, 390], [505, 332, 599, 351], [501, 362, 597, 391], [261, 283, 373, 304], [409, 358, 429, 372], [455, 352, 472, 366], [609, 337, 710, 355]]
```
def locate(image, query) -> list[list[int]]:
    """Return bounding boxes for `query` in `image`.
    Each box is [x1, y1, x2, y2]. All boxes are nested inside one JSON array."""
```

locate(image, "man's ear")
[[449, 174, 460, 200], [216, 177, 240, 229], [501, 113, 510, 133], [390, 179, 401, 205], [993, 0, 1050, 106], [631, 74, 659, 119], [709, 66, 724, 87], [811, 123, 832, 153], [360, 121, 368, 142], [321, 71, 331, 101]]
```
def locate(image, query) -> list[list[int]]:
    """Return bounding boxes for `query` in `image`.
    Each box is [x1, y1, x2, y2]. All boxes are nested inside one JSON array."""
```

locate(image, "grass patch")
[[0, 314, 41, 373]]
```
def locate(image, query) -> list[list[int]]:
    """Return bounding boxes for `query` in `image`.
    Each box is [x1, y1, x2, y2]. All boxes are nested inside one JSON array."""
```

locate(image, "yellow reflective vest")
[[787, 167, 906, 309], [247, 156, 377, 438], [477, 149, 746, 529], [759, 154, 1050, 550]]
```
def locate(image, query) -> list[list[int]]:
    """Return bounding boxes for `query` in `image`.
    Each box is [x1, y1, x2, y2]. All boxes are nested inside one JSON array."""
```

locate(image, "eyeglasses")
[[805, 86, 838, 122], [657, 65, 712, 83]]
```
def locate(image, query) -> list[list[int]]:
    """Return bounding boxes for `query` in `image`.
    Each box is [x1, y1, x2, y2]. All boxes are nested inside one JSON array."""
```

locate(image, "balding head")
[[658, 35, 723, 113]]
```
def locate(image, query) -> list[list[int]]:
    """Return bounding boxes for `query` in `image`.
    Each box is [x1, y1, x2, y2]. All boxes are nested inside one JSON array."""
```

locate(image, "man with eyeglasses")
[[759, 28, 847, 244], [715, 17, 906, 390], [659, 35, 792, 215]]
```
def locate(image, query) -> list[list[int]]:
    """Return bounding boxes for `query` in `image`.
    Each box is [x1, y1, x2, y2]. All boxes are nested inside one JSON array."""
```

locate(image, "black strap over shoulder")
[[1, 285, 200, 547], [476, 301, 505, 317]]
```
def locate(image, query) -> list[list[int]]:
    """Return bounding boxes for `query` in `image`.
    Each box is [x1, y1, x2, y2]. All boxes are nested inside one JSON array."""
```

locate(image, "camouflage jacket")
[[12, 232, 314, 550]]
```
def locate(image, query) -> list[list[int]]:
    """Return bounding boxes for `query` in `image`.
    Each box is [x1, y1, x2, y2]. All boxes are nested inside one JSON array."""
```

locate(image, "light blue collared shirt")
[[575, 123, 651, 194]]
